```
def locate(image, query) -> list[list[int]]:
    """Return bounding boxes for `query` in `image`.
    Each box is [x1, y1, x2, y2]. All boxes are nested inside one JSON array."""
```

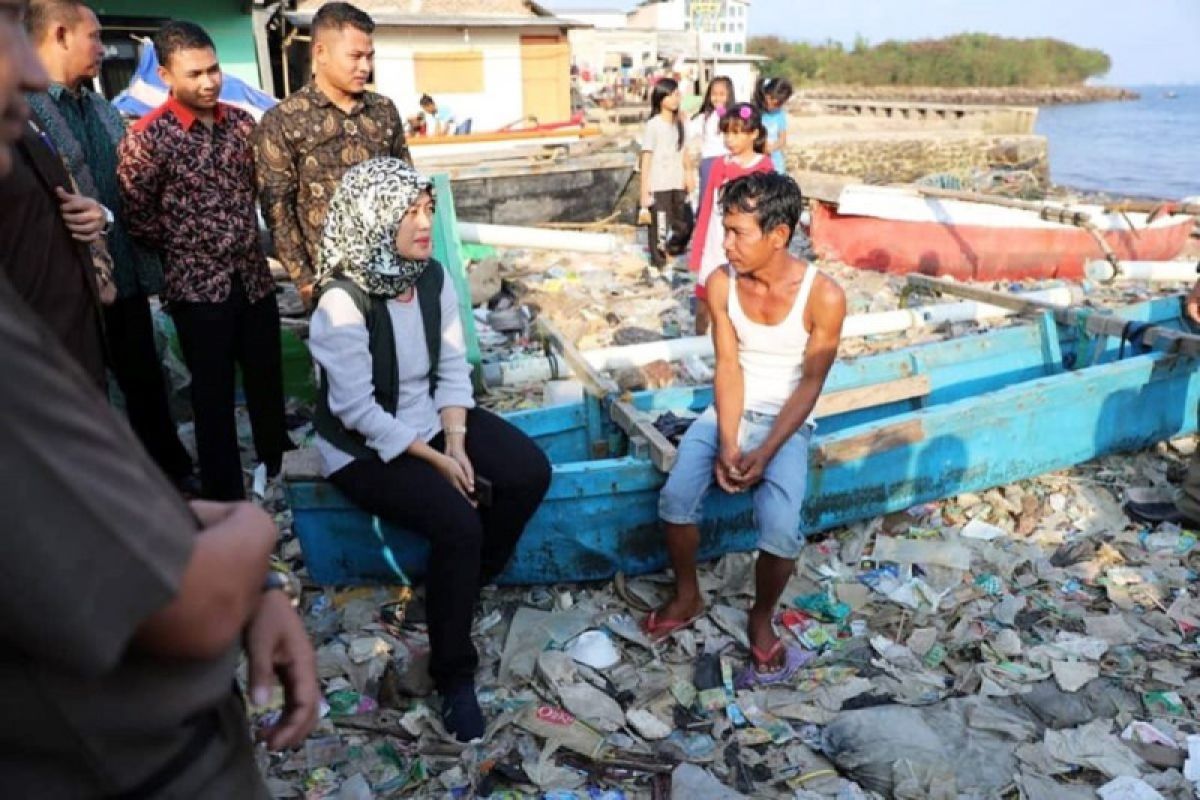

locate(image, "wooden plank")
[[537, 317, 620, 398], [814, 419, 925, 466], [792, 170, 859, 205], [409, 127, 601, 147], [814, 374, 930, 418], [610, 399, 677, 472]]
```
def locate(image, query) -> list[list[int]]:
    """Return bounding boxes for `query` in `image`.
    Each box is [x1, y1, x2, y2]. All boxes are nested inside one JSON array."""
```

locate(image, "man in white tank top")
[[649, 172, 846, 687]]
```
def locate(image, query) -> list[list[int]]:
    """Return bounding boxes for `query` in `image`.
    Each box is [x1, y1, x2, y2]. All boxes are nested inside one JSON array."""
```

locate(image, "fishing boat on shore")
[[410, 127, 637, 226], [286, 286, 1200, 586], [809, 184, 1196, 281]]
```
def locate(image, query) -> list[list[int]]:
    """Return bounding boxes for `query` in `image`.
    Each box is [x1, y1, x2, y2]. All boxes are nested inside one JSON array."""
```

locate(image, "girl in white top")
[[686, 76, 735, 205]]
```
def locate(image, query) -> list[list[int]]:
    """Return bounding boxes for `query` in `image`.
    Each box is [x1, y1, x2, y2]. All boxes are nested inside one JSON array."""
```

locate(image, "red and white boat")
[[810, 185, 1196, 281]]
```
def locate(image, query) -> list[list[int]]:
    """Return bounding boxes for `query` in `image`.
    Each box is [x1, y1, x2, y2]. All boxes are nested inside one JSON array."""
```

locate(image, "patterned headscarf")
[[317, 158, 433, 297]]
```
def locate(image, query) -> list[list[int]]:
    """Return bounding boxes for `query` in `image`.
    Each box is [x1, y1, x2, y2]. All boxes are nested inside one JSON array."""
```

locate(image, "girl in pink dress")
[[687, 102, 774, 334]]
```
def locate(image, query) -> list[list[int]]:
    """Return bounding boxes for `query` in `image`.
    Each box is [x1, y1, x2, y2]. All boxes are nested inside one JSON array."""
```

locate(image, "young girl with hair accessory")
[[687, 102, 773, 334], [639, 77, 692, 270], [753, 76, 794, 173], [686, 76, 735, 206]]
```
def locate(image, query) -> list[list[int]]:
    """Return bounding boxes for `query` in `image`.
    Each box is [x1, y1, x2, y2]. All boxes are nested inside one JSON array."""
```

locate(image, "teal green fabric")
[[313, 265, 445, 462], [29, 86, 164, 298]]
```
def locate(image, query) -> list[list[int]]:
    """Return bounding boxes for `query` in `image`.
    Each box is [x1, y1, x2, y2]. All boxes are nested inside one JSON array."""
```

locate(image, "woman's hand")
[[444, 437, 475, 490], [434, 451, 476, 506]]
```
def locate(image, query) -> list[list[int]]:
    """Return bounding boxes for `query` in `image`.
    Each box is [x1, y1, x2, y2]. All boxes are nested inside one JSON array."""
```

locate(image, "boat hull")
[[288, 298, 1200, 586], [810, 199, 1194, 281]]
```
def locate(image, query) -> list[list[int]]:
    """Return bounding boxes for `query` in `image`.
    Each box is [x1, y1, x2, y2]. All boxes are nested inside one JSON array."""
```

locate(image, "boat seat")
[[609, 373, 933, 474]]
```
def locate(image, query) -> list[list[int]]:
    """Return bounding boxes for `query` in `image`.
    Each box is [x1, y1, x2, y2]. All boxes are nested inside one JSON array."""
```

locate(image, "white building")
[[286, 0, 584, 131], [629, 0, 750, 56]]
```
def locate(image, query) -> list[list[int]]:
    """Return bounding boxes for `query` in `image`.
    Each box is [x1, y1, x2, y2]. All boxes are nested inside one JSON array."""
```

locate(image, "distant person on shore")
[[646, 172, 845, 687], [253, 1, 410, 311], [118, 21, 291, 501], [26, 0, 197, 492], [754, 76, 793, 173], [419, 93, 457, 136], [639, 76, 692, 272], [307, 158, 551, 741], [688, 102, 773, 334], [687, 76, 735, 207]]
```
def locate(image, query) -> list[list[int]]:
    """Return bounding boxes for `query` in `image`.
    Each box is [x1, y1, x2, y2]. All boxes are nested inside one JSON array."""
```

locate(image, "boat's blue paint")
[[288, 296, 1200, 585]]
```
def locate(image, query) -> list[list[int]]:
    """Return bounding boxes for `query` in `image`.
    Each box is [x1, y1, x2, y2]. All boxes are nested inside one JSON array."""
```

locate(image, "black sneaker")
[[440, 682, 484, 742]]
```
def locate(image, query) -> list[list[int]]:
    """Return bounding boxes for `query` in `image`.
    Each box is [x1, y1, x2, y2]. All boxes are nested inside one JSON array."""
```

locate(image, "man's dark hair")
[[154, 20, 216, 67], [26, 0, 88, 43], [312, 2, 375, 41], [419, 94, 434, 107], [720, 172, 805, 244]]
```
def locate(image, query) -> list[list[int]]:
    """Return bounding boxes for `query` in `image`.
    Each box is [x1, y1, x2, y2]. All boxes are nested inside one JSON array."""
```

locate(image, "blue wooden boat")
[[286, 294, 1200, 586]]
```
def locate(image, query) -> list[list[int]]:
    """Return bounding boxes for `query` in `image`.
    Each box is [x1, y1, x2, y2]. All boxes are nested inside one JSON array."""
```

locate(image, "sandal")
[[641, 606, 706, 642], [734, 640, 813, 689]]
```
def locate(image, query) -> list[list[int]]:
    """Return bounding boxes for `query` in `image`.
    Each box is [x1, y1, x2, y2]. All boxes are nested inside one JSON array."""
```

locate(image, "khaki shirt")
[[0, 275, 264, 797]]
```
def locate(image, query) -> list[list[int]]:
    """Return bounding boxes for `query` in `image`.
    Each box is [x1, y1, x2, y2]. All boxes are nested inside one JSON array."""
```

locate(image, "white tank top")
[[728, 264, 819, 415]]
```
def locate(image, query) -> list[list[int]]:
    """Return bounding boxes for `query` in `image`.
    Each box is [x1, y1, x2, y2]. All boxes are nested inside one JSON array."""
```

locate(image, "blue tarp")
[[112, 42, 277, 120]]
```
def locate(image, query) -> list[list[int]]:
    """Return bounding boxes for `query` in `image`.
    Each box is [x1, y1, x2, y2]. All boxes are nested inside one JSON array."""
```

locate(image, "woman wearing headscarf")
[[308, 159, 551, 742]]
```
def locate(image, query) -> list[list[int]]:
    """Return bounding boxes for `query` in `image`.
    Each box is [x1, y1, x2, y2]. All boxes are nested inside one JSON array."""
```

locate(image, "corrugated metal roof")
[[285, 8, 583, 26]]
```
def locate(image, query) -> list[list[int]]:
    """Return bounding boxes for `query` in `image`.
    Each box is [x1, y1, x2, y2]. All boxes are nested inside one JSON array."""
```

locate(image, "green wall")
[[88, 0, 260, 87]]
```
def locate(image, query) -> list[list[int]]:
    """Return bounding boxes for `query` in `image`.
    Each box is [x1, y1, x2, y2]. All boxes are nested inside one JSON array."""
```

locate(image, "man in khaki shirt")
[[0, 6, 318, 794]]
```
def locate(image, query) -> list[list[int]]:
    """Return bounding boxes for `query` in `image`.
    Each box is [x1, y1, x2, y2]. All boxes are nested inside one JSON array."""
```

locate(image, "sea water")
[[1036, 84, 1200, 199]]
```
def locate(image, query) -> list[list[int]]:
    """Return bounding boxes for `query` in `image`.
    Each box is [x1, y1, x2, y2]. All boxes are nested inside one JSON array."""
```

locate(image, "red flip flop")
[[641, 607, 706, 642], [735, 640, 813, 688]]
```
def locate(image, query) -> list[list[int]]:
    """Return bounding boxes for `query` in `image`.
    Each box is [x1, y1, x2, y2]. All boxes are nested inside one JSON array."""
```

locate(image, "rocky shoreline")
[[793, 85, 1138, 106]]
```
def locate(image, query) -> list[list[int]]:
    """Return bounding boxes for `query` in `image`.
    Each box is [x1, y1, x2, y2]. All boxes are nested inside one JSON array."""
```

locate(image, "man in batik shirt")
[[118, 21, 290, 501], [253, 1, 411, 309]]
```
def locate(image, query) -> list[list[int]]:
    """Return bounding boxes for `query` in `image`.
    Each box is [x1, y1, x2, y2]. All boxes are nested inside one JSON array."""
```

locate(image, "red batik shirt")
[[117, 98, 274, 304]]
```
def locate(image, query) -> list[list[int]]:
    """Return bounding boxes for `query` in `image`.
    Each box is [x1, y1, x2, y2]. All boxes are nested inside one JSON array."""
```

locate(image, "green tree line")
[[750, 33, 1111, 86]]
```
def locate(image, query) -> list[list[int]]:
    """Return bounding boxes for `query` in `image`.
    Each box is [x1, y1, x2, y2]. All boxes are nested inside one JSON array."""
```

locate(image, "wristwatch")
[[263, 563, 302, 607], [101, 204, 114, 235]]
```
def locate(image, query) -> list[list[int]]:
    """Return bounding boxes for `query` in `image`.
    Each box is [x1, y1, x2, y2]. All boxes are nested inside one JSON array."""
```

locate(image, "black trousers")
[[648, 189, 692, 267], [329, 408, 551, 691], [171, 279, 289, 501], [103, 293, 193, 482]]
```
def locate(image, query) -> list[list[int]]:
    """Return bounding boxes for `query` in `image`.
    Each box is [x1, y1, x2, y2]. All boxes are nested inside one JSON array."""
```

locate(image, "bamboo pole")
[[906, 275, 1200, 357]]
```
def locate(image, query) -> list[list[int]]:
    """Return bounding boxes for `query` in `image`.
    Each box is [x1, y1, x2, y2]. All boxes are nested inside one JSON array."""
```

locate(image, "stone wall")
[[786, 133, 1048, 186]]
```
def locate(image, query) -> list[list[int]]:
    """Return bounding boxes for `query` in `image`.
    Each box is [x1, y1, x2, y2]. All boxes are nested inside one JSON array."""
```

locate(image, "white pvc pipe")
[[485, 287, 1075, 386], [458, 221, 619, 254], [1086, 260, 1198, 283]]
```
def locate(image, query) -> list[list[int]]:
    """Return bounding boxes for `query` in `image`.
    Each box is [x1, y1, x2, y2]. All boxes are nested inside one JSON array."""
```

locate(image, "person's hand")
[[685, 172, 697, 196], [1186, 278, 1200, 326], [640, 191, 654, 210], [55, 187, 106, 242], [434, 452, 476, 506], [188, 499, 241, 527], [298, 283, 315, 311], [245, 590, 319, 751], [714, 444, 742, 493], [733, 446, 773, 489], [444, 438, 475, 492]]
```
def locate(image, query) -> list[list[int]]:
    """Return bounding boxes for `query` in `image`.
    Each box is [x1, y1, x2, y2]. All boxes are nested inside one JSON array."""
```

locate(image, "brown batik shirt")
[[252, 81, 411, 291], [116, 98, 275, 305]]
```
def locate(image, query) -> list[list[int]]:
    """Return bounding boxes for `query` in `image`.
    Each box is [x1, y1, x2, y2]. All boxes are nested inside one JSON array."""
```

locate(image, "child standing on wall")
[[688, 102, 774, 334], [686, 76, 735, 208], [639, 77, 692, 271], [754, 77, 794, 174]]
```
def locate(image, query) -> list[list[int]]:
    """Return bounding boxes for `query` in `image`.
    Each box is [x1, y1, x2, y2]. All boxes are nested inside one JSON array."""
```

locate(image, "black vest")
[[313, 263, 445, 461]]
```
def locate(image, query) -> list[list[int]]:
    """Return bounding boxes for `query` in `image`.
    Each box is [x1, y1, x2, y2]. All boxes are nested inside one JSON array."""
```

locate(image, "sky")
[[542, 0, 1200, 85]]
